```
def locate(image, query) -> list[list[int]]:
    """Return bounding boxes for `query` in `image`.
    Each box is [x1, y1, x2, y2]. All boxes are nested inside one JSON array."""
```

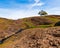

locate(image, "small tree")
[[38, 10, 48, 16]]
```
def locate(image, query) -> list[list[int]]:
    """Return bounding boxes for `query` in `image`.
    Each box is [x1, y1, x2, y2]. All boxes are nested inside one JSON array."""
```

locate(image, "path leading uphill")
[[0, 27, 60, 48]]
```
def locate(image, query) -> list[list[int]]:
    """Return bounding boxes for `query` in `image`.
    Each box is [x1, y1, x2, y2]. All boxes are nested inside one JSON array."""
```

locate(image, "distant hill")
[[18, 15, 60, 28], [0, 15, 60, 48]]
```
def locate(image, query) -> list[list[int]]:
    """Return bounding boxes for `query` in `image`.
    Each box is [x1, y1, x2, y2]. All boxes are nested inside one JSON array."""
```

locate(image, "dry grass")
[[0, 15, 60, 48]]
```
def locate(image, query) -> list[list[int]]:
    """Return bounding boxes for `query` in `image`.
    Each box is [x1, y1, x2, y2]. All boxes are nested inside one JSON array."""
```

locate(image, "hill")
[[0, 15, 60, 48], [16, 15, 60, 28], [0, 27, 60, 48]]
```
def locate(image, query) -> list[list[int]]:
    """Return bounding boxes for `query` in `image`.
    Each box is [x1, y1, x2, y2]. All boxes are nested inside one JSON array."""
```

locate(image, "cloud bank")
[[31, 0, 44, 8], [0, 0, 60, 19]]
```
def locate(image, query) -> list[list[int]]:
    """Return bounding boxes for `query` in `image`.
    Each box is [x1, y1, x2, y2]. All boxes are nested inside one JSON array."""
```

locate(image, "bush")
[[54, 21, 60, 26]]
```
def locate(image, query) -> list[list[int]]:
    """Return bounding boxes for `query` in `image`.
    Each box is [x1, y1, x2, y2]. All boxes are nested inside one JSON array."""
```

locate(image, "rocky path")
[[0, 27, 60, 48]]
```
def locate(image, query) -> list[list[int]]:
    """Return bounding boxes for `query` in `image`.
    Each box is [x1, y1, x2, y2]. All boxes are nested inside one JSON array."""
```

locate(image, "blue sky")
[[0, 0, 60, 19]]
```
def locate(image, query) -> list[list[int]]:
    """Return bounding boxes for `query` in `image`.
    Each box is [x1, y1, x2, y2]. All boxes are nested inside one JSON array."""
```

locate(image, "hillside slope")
[[19, 15, 60, 28], [0, 27, 60, 48], [0, 15, 60, 48]]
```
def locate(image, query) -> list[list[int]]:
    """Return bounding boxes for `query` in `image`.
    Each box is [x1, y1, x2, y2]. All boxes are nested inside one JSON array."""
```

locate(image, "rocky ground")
[[0, 15, 60, 48], [2, 27, 60, 48]]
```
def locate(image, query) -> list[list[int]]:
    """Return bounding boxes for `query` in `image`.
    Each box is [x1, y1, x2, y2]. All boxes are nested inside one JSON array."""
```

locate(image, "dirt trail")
[[1, 27, 60, 48]]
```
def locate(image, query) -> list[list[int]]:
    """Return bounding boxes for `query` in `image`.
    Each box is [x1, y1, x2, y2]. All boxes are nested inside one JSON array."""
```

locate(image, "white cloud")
[[31, 0, 44, 7], [0, 7, 60, 20], [34, 0, 40, 3], [32, 2, 44, 7], [46, 7, 60, 15], [0, 8, 39, 19]]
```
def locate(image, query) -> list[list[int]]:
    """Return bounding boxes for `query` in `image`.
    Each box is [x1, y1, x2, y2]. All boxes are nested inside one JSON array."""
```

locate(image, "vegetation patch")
[[54, 21, 60, 26]]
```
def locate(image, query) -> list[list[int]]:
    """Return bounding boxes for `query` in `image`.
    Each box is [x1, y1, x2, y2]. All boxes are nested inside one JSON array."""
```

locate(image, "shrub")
[[54, 21, 60, 26]]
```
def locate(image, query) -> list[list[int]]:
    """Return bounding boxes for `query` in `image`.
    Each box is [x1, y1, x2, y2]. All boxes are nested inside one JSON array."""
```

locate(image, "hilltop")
[[0, 15, 60, 48]]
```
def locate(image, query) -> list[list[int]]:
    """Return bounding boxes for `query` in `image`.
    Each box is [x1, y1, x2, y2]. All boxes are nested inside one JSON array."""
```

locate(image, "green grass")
[[24, 21, 52, 28], [0, 15, 60, 48], [38, 25, 52, 28], [44, 16, 59, 22]]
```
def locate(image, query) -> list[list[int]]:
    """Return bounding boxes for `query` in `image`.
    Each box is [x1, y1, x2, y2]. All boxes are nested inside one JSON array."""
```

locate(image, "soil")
[[5, 27, 60, 48]]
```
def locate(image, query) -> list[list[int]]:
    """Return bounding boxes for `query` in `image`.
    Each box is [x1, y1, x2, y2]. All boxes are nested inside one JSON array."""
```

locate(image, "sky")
[[0, 0, 60, 19]]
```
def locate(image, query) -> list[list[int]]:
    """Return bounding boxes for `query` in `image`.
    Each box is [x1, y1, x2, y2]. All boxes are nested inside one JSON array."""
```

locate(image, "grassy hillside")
[[0, 27, 60, 48], [0, 15, 60, 48], [20, 15, 60, 28]]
